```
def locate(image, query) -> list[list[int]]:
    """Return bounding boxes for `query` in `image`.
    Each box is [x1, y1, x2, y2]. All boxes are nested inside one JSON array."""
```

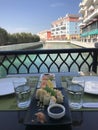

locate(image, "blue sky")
[[0, 0, 82, 34]]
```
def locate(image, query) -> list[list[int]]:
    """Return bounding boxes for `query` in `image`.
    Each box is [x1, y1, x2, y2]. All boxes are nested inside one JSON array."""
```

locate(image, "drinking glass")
[[13, 81, 31, 109], [66, 80, 84, 109]]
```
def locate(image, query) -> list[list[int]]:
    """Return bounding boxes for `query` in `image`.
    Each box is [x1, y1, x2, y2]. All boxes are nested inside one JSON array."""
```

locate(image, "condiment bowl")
[[47, 103, 66, 119]]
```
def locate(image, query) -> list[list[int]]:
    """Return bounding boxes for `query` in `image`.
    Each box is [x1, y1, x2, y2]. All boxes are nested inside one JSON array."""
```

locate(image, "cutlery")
[[83, 103, 98, 108]]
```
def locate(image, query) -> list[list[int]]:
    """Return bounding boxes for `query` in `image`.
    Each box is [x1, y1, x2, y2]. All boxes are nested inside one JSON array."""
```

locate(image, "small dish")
[[47, 103, 66, 119]]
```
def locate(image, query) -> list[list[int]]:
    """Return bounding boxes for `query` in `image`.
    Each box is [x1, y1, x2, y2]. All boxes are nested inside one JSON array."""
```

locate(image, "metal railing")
[[0, 48, 98, 74]]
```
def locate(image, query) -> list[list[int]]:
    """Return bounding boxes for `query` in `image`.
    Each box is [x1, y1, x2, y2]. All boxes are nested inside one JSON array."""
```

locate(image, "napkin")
[[83, 103, 98, 108], [84, 81, 98, 94], [0, 82, 14, 96], [0, 77, 27, 96], [72, 76, 98, 83], [72, 76, 98, 94]]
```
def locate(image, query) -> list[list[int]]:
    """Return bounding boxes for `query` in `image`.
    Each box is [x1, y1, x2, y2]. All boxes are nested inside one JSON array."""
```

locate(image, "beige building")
[[79, 0, 98, 43]]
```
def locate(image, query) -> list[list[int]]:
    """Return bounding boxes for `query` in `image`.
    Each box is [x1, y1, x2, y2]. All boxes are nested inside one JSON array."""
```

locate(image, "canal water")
[[1, 42, 91, 74]]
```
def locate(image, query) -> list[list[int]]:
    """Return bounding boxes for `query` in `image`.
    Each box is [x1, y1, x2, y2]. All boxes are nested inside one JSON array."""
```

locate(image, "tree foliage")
[[0, 27, 8, 45], [0, 27, 40, 46]]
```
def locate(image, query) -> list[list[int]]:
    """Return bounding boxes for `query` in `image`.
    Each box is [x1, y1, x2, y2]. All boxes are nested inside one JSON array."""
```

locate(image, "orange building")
[[37, 30, 52, 41]]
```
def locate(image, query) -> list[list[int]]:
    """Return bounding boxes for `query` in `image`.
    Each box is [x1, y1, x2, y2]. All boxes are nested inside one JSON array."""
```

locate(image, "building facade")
[[79, 0, 98, 43], [51, 14, 80, 40], [37, 30, 51, 41]]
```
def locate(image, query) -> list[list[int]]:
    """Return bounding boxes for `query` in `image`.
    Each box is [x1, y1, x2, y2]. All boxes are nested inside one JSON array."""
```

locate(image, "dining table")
[[0, 72, 98, 130]]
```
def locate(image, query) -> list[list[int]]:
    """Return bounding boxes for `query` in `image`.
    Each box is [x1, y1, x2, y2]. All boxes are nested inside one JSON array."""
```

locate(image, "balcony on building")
[[78, 22, 86, 28], [83, 0, 93, 6], [88, 5, 94, 12], [83, 8, 98, 23], [87, 5, 95, 17], [79, 7, 85, 14], [79, 2, 84, 7]]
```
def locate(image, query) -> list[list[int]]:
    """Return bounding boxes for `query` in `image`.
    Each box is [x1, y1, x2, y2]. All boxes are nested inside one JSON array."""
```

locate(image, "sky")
[[0, 0, 82, 34]]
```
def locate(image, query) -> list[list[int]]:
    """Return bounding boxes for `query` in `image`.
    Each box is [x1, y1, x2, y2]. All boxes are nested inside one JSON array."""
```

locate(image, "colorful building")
[[37, 30, 51, 41], [51, 14, 80, 40], [79, 0, 98, 43]]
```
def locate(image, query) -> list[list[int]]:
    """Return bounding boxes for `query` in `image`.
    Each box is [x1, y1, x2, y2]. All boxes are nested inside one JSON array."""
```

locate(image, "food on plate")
[[39, 73, 55, 89], [43, 93, 51, 105], [50, 96, 57, 103], [56, 95, 63, 103], [35, 89, 47, 101], [35, 112, 47, 123], [36, 73, 64, 105], [40, 79, 54, 89], [40, 80, 47, 88], [49, 96, 57, 105], [46, 79, 54, 88], [44, 86, 56, 96], [56, 90, 64, 103], [35, 86, 64, 105]]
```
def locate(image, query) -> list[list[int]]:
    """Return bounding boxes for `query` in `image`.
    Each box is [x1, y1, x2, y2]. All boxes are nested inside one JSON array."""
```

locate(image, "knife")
[[83, 103, 98, 108]]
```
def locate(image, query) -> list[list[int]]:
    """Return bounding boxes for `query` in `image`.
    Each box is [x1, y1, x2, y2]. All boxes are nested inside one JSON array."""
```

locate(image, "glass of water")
[[66, 80, 84, 109], [13, 81, 31, 109]]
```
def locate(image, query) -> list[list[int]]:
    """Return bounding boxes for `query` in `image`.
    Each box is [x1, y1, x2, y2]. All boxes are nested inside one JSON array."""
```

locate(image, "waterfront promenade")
[[46, 40, 95, 48], [70, 40, 95, 48]]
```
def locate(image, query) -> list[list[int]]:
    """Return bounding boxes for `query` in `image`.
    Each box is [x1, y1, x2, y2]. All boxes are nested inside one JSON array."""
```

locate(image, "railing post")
[[92, 51, 98, 73]]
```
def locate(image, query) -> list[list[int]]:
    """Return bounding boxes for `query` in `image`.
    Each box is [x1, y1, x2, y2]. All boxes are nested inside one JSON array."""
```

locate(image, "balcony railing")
[[0, 48, 98, 74]]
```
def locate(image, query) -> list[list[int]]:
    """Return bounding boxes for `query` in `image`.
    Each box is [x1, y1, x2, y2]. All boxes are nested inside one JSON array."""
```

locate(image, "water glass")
[[13, 81, 31, 109], [66, 81, 84, 109]]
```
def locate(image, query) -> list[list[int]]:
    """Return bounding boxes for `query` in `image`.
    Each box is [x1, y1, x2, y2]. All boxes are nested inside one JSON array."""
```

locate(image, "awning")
[[81, 32, 89, 37], [89, 29, 98, 35], [81, 29, 98, 37]]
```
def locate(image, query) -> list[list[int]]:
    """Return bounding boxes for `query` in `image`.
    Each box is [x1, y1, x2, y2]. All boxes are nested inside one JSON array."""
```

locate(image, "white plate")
[[72, 76, 98, 95], [0, 77, 27, 96], [37, 73, 56, 88]]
